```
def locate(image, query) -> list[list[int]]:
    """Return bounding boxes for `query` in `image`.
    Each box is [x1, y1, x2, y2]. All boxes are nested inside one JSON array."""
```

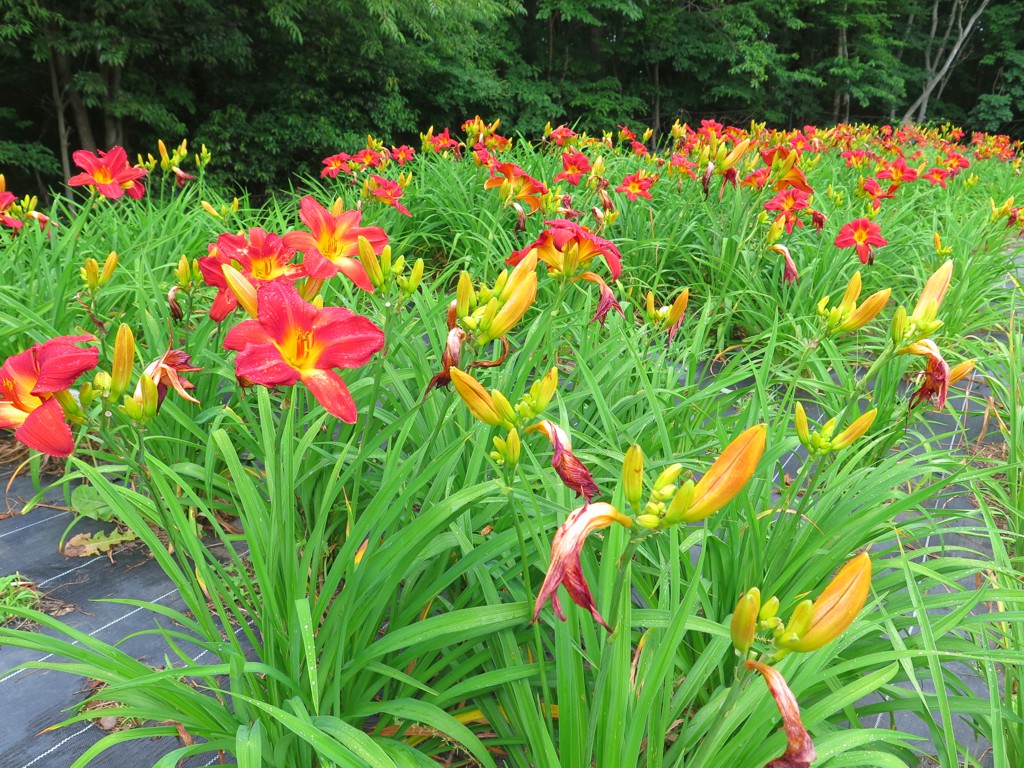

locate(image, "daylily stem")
[[688, 662, 753, 768]]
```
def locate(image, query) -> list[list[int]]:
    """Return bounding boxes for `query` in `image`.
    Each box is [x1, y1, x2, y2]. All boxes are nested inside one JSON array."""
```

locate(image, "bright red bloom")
[[764, 189, 810, 234], [669, 154, 698, 181], [133, 346, 203, 409], [546, 124, 577, 147], [576, 272, 624, 326], [922, 167, 950, 188], [321, 153, 352, 179], [422, 127, 462, 157], [0, 191, 22, 231], [224, 281, 384, 423], [363, 175, 410, 216], [507, 219, 622, 280], [629, 140, 649, 157], [840, 149, 876, 169], [859, 176, 897, 210], [0, 336, 98, 456], [553, 150, 592, 186], [877, 156, 918, 185], [199, 228, 306, 321], [484, 162, 548, 214], [740, 167, 770, 190], [835, 218, 888, 265], [390, 145, 415, 165], [616, 171, 657, 201], [282, 196, 387, 290], [532, 502, 633, 631], [904, 339, 951, 411], [351, 148, 384, 170], [68, 146, 147, 200]]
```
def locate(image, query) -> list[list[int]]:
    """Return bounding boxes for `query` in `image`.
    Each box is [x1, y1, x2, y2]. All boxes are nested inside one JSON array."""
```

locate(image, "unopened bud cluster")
[[358, 236, 423, 298], [730, 552, 872, 660], [456, 250, 538, 346]]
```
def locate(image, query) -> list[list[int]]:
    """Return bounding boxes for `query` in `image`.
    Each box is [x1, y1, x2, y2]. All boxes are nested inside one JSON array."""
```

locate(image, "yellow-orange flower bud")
[[730, 587, 761, 654], [450, 367, 504, 426], [358, 236, 385, 289], [949, 359, 975, 385], [81, 258, 100, 291], [667, 288, 690, 327], [109, 324, 135, 402], [99, 251, 118, 286], [681, 424, 766, 522], [910, 260, 953, 325], [830, 409, 877, 451], [221, 264, 258, 318], [834, 288, 891, 334], [794, 402, 810, 449], [780, 553, 871, 653], [622, 444, 644, 512]]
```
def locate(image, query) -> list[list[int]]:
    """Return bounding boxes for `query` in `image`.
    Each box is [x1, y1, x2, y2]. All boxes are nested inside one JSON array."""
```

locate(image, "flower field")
[[1, 119, 1024, 767]]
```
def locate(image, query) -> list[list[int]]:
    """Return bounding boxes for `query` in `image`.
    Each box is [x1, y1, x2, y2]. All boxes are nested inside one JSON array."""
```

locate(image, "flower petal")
[[301, 368, 357, 422], [15, 397, 74, 456]]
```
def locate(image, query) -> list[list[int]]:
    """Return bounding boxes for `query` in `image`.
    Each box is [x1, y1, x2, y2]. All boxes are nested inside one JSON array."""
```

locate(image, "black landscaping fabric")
[[0, 471, 216, 768], [0, 369, 1003, 766]]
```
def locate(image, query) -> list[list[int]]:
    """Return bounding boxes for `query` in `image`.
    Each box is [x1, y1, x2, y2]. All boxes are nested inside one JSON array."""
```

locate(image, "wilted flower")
[[528, 420, 600, 501], [533, 502, 633, 631]]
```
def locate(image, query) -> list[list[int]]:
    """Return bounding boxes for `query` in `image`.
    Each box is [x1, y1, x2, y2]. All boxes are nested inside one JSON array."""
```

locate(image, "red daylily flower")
[[616, 171, 657, 201], [321, 153, 352, 179], [745, 661, 816, 768], [351, 148, 384, 171], [528, 420, 600, 501], [484, 162, 547, 214], [363, 175, 410, 216], [133, 346, 203, 409], [902, 339, 951, 410], [546, 124, 577, 147], [0, 335, 98, 456], [199, 228, 306, 321], [390, 145, 415, 165], [858, 176, 897, 210], [553, 150, 592, 186], [764, 189, 810, 234], [923, 167, 950, 188], [282, 196, 387, 290], [576, 271, 625, 326], [532, 502, 633, 631], [835, 218, 888, 265], [68, 146, 147, 200], [877, 156, 918, 185], [507, 219, 622, 280], [0, 191, 22, 231], [223, 281, 384, 423]]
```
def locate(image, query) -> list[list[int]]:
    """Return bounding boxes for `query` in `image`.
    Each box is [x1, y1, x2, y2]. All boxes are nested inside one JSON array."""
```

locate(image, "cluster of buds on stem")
[[730, 552, 872, 660], [80, 252, 119, 293], [201, 198, 240, 220], [794, 402, 877, 457], [358, 236, 423, 299], [629, 424, 766, 529], [450, 366, 558, 470], [817, 271, 891, 335], [456, 250, 538, 346], [891, 259, 952, 347], [644, 288, 689, 344]]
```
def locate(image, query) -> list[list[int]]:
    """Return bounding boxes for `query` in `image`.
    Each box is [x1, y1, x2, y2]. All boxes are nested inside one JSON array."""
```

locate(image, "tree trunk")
[[102, 63, 123, 147], [47, 48, 71, 182], [53, 50, 96, 152], [651, 60, 661, 145], [901, 0, 991, 124]]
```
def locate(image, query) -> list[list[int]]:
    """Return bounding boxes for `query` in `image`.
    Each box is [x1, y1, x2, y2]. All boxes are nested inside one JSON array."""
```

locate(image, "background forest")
[[2, 0, 1022, 195]]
